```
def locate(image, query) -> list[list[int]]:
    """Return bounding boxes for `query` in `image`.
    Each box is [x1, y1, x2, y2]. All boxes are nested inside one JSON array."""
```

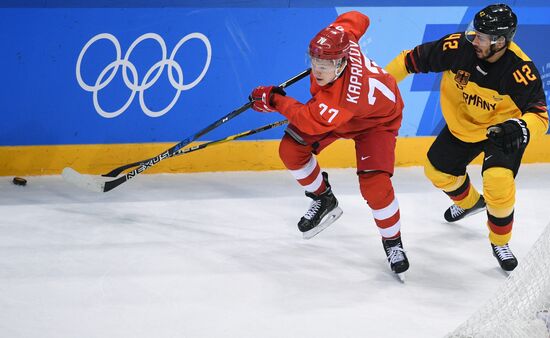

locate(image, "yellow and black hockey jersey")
[[386, 32, 548, 143]]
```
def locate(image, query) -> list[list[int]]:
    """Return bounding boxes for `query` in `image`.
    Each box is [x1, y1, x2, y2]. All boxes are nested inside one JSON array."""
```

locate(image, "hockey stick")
[[63, 68, 310, 192], [102, 119, 289, 178], [62, 120, 289, 192]]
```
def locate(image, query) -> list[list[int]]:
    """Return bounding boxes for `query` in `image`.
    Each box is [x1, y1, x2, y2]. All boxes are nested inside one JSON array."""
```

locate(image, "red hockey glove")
[[249, 86, 286, 112], [487, 118, 530, 154]]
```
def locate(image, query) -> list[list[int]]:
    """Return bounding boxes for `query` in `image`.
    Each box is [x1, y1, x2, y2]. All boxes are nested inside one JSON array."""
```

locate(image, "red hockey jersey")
[[273, 11, 404, 138]]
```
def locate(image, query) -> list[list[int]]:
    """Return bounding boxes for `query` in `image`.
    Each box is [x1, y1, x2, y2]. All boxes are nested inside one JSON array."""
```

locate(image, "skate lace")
[[387, 246, 405, 265], [304, 200, 322, 220], [449, 204, 465, 218], [493, 244, 514, 260]]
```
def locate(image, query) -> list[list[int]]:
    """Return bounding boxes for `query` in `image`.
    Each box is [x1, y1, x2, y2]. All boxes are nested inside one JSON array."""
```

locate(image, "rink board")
[[1, 4, 549, 175], [2, 135, 550, 175]]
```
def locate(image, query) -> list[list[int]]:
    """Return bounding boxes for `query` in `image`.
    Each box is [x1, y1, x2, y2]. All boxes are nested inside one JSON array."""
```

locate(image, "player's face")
[[310, 57, 337, 86], [470, 32, 495, 59]]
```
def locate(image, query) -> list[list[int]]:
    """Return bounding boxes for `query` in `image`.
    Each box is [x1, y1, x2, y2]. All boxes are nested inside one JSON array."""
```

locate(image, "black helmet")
[[473, 4, 517, 41]]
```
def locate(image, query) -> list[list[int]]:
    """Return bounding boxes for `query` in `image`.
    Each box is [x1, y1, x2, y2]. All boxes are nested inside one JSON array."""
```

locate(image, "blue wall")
[[1, 3, 549, 146], [1, 1, 548, 7]]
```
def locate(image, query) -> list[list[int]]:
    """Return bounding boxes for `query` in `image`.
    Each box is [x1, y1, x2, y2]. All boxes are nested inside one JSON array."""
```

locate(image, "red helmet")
[[308, 26, 350, 60]]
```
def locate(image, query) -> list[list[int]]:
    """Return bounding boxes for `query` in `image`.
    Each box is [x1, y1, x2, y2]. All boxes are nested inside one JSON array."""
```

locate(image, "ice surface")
[[1, 165, 549, 338]]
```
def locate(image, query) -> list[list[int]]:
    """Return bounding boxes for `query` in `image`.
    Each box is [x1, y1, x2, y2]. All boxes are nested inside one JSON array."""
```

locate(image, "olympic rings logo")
[[76, 32, 211, 118]]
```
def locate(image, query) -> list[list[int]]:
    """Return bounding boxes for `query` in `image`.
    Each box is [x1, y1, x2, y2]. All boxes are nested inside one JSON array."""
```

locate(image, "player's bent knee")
[[358, 171, 394, 209], [483, 167, 515, 217], [279, 134, 310, 170], [424, 158, 465, 192]]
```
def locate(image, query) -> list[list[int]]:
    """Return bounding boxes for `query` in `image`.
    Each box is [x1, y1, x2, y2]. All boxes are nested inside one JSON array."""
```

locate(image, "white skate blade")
[[498, 268, 513, 277], [62, 167, 105, 193], [302, 207, 343, 240], [536, 311, 550, 331], [446, 205, 486, 223], [467, 207, 486, 218], [395, 272, 406, 283]]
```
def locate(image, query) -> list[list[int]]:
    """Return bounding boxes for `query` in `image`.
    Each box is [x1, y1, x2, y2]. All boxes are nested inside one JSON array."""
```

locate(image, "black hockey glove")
[[487, 118, 530, 155]]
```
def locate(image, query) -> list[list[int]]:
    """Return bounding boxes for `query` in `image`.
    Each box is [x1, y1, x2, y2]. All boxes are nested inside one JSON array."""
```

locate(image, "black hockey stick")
[[62, 68, 310, 192], [101, 119, 289, 178]]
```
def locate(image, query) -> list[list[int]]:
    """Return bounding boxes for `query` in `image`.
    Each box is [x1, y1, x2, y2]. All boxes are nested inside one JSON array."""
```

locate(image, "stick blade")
[[61, 167, 105, 193]]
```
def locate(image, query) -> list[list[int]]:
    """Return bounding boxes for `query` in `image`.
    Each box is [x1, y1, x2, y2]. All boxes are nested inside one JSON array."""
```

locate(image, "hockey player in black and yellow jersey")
[[386, 4, 548, 272]]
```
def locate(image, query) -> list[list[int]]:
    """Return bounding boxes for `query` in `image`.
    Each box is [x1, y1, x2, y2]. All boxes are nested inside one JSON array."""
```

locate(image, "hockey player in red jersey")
[[249, 11, 409, 277]]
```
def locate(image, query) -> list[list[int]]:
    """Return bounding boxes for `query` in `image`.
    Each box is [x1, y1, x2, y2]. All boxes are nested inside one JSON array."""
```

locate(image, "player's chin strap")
[[331, 58, 348, 83], [483, 37, 508, 60], [484, 45, 505, 60]]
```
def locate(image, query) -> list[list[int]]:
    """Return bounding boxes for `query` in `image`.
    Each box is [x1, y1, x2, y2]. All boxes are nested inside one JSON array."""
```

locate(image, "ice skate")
[[491, 243, 518, 272], [382, 236, 409, 282], [298, 172, 343, 239], [444, 195, 486, 222]]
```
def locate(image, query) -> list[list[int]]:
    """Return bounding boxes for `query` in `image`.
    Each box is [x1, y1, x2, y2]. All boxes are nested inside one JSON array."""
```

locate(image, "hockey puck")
[[12, 177, 27, 186]]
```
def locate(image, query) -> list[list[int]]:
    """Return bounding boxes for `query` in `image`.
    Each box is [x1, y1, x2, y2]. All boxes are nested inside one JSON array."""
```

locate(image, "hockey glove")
[[487, 118, 530, 154], [249, 86, 286, 112]]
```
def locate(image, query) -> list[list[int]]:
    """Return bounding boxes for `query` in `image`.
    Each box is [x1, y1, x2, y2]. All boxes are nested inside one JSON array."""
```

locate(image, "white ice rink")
[[1, 164, 549, 338]]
